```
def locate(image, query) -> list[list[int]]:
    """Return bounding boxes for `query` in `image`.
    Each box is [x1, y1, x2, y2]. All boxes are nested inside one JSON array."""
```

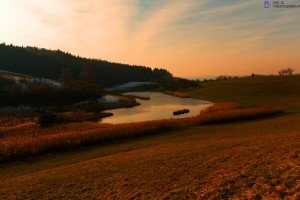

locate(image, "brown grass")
[[0, 115, 32, 127], [56, 112, 112, 123], [0, 104, 283, 163], [200, 102, 238, 114], [0, 76, 298, 199], [166, 91, 190, 98], [1, 113, 298, 199]]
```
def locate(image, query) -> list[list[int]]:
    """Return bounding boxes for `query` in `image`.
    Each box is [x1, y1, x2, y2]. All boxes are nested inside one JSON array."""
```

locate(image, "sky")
[[0, 0, 300, 77]]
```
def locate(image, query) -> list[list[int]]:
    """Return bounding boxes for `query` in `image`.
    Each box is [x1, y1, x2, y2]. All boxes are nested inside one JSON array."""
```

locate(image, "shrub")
[[35, 113, 57, 127], [279, 68, 294, 76]]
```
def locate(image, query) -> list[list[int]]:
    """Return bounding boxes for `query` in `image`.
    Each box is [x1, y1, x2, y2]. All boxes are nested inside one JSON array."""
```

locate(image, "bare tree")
[[80, 64, 94, 82], [59, 67, 72, 83], [279, 68, 294, 76]]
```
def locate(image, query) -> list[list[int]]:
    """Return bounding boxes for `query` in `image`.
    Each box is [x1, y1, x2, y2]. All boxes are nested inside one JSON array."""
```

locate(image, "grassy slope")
[[188, 75, 300, 112], [0, 75, 299, 199]]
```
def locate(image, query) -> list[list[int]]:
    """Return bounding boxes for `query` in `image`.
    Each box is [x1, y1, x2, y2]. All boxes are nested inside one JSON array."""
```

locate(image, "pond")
[[100, 92, 211, 124]]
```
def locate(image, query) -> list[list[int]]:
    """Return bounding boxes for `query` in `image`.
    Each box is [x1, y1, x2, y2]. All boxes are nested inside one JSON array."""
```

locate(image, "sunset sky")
[[0, 0, 299, 77]]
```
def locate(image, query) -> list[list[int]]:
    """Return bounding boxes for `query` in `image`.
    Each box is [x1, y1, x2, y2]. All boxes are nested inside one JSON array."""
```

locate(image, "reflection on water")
[[100, 92, 211, 124]]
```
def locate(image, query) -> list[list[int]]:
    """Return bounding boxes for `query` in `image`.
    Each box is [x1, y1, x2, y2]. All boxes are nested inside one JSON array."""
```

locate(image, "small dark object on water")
[[173, 109, 189, 116], [35, 112, 57, 126]]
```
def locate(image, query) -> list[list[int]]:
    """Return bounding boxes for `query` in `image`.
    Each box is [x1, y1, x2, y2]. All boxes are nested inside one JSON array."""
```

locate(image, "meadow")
[[0, 75, 299, 199]]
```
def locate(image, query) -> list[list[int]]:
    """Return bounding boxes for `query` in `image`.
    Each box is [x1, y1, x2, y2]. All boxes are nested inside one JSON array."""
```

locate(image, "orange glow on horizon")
[[0, 0, 299, 77]]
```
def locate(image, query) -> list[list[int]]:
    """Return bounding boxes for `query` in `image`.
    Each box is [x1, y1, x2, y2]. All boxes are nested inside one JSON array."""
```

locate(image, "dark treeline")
[[0, 43, 174, 87], [0, 78, 103, 107]]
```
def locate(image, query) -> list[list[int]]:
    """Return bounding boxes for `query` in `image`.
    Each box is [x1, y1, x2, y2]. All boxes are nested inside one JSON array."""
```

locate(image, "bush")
[[35, 112, 57, 126], [279, 68, 294, 76]]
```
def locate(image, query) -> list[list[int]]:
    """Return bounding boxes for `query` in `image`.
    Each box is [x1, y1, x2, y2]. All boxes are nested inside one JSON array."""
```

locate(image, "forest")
[[0, 43, 175, 87]]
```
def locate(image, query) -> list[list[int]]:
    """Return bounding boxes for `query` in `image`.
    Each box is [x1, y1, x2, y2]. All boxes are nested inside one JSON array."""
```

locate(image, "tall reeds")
[[0, 103, 283, 162], [166, 92, 190, 98]]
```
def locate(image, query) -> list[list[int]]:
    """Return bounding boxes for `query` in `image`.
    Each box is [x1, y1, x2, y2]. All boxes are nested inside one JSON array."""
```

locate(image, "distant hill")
[[0, 70, 62, 88], [0, 43, 173, 87]]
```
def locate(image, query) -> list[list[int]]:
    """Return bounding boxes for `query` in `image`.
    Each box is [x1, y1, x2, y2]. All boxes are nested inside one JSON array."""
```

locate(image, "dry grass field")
[[0, 75, 299, 199], [0, 104, 282, 163]]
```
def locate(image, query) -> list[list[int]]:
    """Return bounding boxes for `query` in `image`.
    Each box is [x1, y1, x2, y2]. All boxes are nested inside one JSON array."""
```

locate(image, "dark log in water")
[[173, 109, 190, 116]]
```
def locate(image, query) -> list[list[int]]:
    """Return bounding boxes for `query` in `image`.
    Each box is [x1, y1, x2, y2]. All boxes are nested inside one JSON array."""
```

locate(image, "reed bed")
[[200, 102, 238, 114], [0, 115, 32, 127], [56, 112, 112, 123], [0, 104, 283, 163], [166, 92, 190, 98]]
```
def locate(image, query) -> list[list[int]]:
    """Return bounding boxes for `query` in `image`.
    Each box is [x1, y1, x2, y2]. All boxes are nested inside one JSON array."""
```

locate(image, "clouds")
[[0, 0, 299, 76]]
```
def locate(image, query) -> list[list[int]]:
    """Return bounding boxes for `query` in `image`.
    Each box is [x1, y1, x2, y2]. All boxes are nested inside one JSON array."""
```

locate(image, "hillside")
[[0, 76, 299, 199], [189, 75, 300, 112], [0, 43, 172, 87], [0, 70, 62, 87]]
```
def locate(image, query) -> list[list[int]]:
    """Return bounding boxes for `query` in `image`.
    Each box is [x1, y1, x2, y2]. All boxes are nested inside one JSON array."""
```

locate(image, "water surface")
[[101, 92, 211, 124]]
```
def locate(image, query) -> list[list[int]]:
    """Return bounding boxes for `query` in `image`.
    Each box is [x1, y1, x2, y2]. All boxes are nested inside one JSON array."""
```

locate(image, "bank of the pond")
[[0, 103, 283, 163], [101, 92, 211, 124]]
